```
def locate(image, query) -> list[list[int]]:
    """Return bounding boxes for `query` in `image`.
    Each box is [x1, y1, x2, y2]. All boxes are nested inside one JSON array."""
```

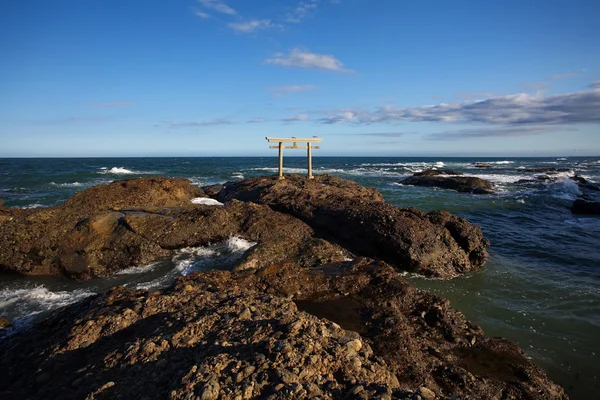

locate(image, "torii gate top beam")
[[266, 137, 322, 180]]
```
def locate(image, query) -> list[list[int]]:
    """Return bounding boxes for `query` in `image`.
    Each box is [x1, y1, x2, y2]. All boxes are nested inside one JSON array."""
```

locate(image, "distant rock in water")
[[401, 170, 494, 194], [0, 258, 568, 400], [414, 169, 463, 176], [216, 174, 490, 278], [521, 167, 571, 173], [473, 163, 493, 168], [571, 199, 600, 215]]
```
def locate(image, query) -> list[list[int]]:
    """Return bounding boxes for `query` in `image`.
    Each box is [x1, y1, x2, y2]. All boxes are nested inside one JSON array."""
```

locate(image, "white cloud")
[[194, 10, 211, 19], [282, 113, 310, 122], [197, 0, 236, 15], [318, 87, 600, 126], [427, 126, 565, 140], [269, 84, 316, 97], [228, 19, 275, 33], [589, 81, 600, 89], [266, 48, 350, 72], [285, 0, 319, 23], [248, 117, 267, 123], [170, 119, 235, 127]]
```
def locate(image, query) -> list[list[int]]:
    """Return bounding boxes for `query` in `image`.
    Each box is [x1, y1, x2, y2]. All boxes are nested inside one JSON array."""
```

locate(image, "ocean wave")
[[50, 181, 83, 187], [133, 236, 256, 290], [191, 197, 224, 206], [17, 203, 45, 209], [116, 261, 161, 275], [0, 285, 95, 331], [98, 167, 152, 175], [550, 178, 581, 201], [491, 161, 514, 165], [231, 172, 244, 180]]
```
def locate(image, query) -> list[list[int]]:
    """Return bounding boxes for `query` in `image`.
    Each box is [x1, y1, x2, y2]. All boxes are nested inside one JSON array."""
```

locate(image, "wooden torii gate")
[[266, 137, 322, 179]]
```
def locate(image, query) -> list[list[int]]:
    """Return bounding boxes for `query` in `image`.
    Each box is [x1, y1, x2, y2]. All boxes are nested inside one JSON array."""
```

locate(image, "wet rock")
[[0, 318, 11, 328], [571, 199, 600, 214], [473, 163, 492, 169], [414, 169, 463, 176], [522, 167, 571, 173], [401, 171, 494, 194], [217, 175, 489, 278]]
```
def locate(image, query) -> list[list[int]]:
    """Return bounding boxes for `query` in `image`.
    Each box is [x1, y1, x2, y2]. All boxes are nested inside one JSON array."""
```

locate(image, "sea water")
[[1, 156, 599, 399]]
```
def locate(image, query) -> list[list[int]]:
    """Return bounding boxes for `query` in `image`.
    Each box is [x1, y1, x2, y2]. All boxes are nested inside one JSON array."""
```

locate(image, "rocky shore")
[[0, 175, 568, 399]]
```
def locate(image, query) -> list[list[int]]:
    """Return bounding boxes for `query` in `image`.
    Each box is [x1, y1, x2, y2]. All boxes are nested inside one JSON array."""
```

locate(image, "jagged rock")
[[217, 175, 489, 278], [0, 258, 567, 399], [571, 199, 600, 214], [401, 171, 494, 194]]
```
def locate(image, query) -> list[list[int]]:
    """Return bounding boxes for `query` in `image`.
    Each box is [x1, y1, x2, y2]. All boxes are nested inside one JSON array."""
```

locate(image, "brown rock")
[[217, 175, 489, 277]]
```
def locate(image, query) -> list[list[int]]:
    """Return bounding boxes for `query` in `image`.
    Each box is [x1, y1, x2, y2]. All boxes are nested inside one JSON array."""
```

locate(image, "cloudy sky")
[[1, 0, 599, 156]]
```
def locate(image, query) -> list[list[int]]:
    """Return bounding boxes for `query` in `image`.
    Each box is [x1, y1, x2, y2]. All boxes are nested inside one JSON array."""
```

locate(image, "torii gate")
[[266, 137, 322, 179]]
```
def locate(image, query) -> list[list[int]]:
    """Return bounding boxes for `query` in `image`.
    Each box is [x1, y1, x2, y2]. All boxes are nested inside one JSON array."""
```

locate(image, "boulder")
[[401, 171, 494, 194], [217, 175, 489, 278], [571, 199, 600, 215]]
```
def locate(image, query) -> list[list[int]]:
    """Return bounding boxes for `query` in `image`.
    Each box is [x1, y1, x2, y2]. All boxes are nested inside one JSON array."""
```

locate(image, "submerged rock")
[[571, 199, 600, 214], [216, 175, 489, 277], [0, 259, 567, 399], [401, 170, 494, 194]]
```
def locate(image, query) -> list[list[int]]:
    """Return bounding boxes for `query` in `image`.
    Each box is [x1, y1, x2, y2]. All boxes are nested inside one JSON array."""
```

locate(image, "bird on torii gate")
[[265, 136, 322, 179]]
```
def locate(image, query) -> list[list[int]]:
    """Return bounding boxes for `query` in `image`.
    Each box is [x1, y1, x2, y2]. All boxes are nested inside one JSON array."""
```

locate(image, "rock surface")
[[216, 175, 489, 277], [0, 178, 343, 279], [401, 170, 494, 194], [0, 259, 567, 399]]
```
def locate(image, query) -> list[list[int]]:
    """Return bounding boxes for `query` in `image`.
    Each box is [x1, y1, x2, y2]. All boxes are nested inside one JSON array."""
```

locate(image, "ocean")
[[1, 156, 599, 399]]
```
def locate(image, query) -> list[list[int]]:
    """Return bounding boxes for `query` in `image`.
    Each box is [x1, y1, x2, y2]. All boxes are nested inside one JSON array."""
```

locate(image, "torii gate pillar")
[[266, 137, 323, 180]]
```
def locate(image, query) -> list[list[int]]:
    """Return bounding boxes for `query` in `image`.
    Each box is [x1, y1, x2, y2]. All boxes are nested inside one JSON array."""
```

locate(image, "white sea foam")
[[98, 167, 151, 175], [191, 197, 224, 206], [133, 236, 257, 290], [18, 203, 45, 209], [557, 158, 568, 161], [232, 173, 244, 180], [50, 181, 83, 187], [116, 261, 161, 275], [0, 285, 95, 329], [491, 161, 514, 165]]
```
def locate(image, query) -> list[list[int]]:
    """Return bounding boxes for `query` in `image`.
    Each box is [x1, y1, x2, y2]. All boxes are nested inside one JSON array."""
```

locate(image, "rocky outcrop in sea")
[[400, 170, 494, 194], [0, 175, 568, 399]]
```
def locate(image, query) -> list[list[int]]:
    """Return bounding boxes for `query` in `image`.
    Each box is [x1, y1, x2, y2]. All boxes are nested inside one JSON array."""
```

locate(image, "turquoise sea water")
[[1, 156, 599, 399]]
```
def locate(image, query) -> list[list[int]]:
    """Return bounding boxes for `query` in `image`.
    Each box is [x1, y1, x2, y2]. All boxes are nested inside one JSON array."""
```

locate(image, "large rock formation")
[[0, 175, 568, 399], [0, 178, 338, 279], [400, 170, 494, 194], [215, 175, 489, 278], [0, 259, 567, 399], [1, 175, 489, 279]]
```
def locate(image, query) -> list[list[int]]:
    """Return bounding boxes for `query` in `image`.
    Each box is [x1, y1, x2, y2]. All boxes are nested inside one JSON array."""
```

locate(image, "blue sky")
[[1, 0, 599, 157]]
